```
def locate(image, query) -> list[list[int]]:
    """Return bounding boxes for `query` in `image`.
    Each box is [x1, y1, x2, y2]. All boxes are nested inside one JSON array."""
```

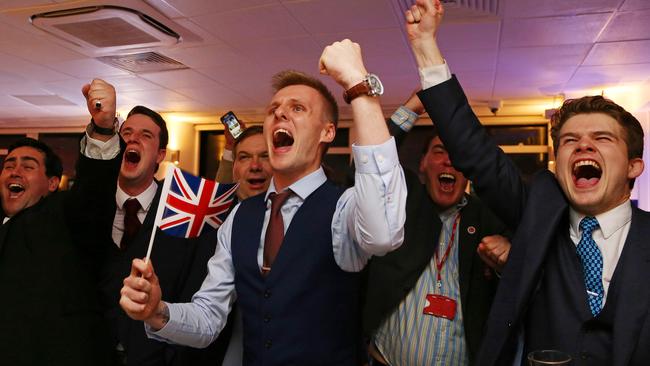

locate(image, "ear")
[[628, 157, 644, 179], [47, 176, 60, 192], [319, 122, 336, 144], [419, 155, 427, 175], [156, 148, 167, 165]]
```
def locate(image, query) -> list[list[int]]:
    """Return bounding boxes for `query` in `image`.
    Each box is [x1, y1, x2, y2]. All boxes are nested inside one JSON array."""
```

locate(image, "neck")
[[273, 165, 320, 192], [119, 177, 153, 197]]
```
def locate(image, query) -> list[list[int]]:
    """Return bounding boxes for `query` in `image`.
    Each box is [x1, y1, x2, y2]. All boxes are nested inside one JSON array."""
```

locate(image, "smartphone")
[[220, 111, 243, 139]]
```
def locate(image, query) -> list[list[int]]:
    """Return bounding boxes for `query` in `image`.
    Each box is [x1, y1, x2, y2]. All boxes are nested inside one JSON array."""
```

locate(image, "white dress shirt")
[[569, 201, 631, 304], [147, 137, 407, 348], [112, 182, 158, 247]]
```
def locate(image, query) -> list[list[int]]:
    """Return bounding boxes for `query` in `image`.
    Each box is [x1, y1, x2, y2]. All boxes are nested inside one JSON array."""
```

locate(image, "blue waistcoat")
[[231, 181, 360, 366]]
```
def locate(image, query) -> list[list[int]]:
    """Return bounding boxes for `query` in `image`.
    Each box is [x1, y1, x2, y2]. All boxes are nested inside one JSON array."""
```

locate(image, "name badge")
[[423, 294, 457, 320]]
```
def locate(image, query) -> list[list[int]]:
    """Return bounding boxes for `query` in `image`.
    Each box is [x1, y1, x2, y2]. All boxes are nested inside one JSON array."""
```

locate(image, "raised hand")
[[81, 78, 116, 129], [405, 0, 445, 68], [319, 39, 368, 89]]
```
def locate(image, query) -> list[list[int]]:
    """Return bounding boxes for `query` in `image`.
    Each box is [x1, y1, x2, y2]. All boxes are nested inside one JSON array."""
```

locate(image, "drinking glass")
[[527, 350, 572, 365]]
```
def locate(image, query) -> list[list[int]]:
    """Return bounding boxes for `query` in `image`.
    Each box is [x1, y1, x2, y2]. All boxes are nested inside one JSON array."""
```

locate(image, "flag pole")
[[144, 164, 176, 265]]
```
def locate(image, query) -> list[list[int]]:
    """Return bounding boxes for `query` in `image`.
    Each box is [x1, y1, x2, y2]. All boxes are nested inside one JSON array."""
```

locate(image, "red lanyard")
[[434, 213, 461, 286]]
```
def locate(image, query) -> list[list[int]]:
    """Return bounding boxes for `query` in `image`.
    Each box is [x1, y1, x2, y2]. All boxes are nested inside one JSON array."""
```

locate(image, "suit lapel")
[[515, 172, 568, 313], [458, 196, 479, 306], [0, 220, 9, 254], [612, 208, 650, 366]]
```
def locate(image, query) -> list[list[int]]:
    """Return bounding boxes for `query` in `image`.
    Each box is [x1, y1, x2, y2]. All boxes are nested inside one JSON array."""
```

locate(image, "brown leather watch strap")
[[343, 80, 370, 104]]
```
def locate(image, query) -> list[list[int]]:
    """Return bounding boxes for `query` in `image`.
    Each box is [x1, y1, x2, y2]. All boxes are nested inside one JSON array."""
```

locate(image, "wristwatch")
[[343, 73, 384, 104], [90, 117, 118, 135]]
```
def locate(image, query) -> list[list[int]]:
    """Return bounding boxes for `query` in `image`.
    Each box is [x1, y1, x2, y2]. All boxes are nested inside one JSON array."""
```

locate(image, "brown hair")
[[550, 95, 644, 188], [271, 70, 339, 126], [233, 125, 264, 156]]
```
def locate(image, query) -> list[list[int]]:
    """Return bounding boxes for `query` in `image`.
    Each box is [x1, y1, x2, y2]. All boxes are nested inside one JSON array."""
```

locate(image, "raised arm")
[[406, 0, 528, 228], [319, 40, 407, 271]]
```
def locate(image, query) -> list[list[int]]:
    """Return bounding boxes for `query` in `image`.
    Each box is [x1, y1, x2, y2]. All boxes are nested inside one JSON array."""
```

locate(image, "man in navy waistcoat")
[[119, 39, 408, 365]]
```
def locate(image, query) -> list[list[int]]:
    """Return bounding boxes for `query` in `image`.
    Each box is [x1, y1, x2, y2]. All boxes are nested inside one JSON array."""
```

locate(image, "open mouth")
[[438, 173, 456, 192], [573, 160, 601, 188], [273, 129, 294, 149], [7, 183, 25, 198], [247, 177, 267, 188], [124, 149, 141, 164]]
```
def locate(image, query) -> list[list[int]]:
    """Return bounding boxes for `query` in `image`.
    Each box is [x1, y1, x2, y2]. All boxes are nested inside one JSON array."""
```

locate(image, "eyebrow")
[[559, 130, 618, 139], [3, 156, 40, 165]]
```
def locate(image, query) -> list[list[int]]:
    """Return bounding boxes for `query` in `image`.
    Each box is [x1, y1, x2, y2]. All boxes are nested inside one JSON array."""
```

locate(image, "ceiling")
[[1, 0, 650, 128]]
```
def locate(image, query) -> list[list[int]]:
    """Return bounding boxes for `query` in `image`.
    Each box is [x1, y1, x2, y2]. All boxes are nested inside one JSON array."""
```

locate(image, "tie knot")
[[269, 190, 291, 209], [124, 198, 141, 215], [580, 216, 599, 235]]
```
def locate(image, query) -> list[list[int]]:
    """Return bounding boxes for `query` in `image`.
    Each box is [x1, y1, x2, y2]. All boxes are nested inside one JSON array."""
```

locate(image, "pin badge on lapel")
[[467, 226, 476, 235]]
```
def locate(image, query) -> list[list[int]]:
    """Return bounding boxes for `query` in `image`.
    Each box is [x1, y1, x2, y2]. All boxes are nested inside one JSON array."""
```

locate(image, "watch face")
[[366, 73, 384, 97]]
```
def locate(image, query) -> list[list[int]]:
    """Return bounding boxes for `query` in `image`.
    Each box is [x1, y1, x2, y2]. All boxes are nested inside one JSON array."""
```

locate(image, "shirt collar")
[[116, 181, 158, 211], [569, 200, 631, 239], [438, 195, 468, 220], [264, 167, 327, 201]]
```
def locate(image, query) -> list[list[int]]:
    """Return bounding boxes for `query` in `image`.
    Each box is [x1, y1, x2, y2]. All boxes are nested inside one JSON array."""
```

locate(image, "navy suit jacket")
[[0, 153, 120, 366], [418, 76, 650, 366], [101, 184, 232, 366]]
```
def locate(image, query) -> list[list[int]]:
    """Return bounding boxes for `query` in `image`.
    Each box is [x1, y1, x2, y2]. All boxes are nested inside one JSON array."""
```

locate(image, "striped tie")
[[576, 216, 604, 316]]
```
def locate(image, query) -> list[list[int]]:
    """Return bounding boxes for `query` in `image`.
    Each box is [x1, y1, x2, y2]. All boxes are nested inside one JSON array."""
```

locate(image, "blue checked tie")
[[576, 216, 604, 316]]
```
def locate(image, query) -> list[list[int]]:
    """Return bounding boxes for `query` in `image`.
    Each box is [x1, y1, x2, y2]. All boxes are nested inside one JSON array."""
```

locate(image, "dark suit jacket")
[[102, 184, 232, 366], [418, 76, 650, 366], [0, 153, 120, 366], [362, 168, 507, 364]]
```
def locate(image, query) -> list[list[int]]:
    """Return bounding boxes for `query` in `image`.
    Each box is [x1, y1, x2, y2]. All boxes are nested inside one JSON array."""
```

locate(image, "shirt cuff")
[[146, 302, 181, 341], [390, 106, 419, 132], [352, 137, 398, 175], [419, 62, 452, 90], [81, 132, 120, 160], [222, 149, 233, 162]]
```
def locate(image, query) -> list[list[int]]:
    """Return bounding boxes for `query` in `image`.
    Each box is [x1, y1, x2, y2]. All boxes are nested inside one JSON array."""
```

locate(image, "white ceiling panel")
[[0, 52, 71, 82], [455, 70, 496, 101], [621, 0, 650, 11], [498, 44, 592, 69], [568, 63, 650, 90], [49, 59, 131, 79], [233, 36, 321, 68], [445, 49, 498, 72], [175, 85, 257, 110], [502, 0, 619, 18], [584, 40, 650, 66], [437, 21, 500, 51], [0, 0, 649, 127], [494, 66, 576, 98], [191, 3, 304, 42], [102, 76, 165, 93], [0, 0, 54, 8], [283, 0, 398, 35], [152, 0, 279, 18], [140, 69, 225, 89], [313, 28, 410, 59], [159, 43, 250, 69], [598, 9, 650, 42], [501, 13, 610, 47]]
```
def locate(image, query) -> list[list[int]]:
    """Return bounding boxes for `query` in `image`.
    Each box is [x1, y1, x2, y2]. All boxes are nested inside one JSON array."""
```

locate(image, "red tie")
[[262, 191, 292, 274], [121, 198, 142, 250]]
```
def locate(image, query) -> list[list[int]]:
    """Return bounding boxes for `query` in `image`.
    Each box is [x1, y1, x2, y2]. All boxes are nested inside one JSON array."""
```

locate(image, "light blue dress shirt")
[[147, 137, 407, 348]]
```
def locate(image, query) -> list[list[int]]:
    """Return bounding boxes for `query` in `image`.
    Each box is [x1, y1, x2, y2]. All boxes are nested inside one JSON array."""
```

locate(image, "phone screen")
[[220, 111, 243, 138]]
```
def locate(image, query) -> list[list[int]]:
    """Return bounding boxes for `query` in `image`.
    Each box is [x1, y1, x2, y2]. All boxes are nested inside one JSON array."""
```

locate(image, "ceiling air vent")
[[30, 6, 181, 56], [97, 52, 188, 74]]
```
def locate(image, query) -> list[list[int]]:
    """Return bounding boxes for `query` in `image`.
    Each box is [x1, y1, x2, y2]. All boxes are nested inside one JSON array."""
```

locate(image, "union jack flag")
[[154, 166, 238, 238]]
